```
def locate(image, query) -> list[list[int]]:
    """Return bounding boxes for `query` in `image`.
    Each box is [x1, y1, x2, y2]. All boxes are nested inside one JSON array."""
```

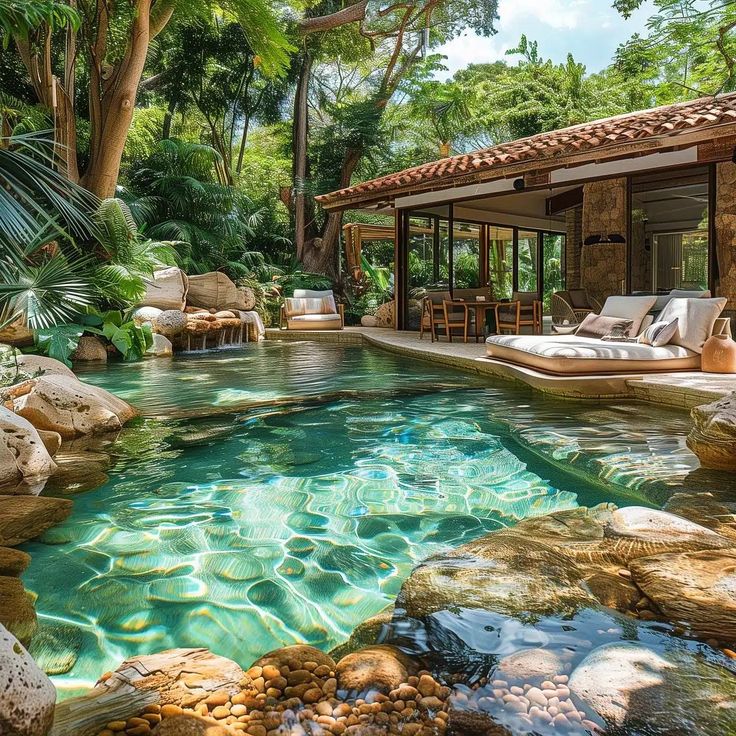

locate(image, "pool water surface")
[[21, 341, 716, 697]]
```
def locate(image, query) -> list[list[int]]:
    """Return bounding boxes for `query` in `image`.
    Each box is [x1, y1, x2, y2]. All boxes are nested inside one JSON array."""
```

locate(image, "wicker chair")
[[551, 290, 602, 331]]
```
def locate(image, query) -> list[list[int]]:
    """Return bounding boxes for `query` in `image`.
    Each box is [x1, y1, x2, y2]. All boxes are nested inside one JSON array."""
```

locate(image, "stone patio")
[[264, 326, 736, 409]]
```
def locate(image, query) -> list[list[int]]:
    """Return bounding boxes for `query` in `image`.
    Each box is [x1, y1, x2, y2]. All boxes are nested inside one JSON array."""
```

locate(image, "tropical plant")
[[92, 198, 178, 306], [0, 343, 39, 388]]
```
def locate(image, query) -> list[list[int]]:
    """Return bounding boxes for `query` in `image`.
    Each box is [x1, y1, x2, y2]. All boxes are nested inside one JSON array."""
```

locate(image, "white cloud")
[[499, 0, 587, 31]]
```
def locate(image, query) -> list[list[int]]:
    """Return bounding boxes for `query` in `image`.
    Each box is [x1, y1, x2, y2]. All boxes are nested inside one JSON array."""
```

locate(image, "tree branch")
[[298, 0, 369, 34]]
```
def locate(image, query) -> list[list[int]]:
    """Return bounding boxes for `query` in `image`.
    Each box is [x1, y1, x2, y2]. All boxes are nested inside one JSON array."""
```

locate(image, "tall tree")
[[7, 0, 294, 198]]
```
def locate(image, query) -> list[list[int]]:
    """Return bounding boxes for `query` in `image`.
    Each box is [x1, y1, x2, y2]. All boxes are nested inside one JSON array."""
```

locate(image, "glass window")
[[517, 230, 539, 293], [453, 222, 481, 289], [488, 226, 513, 299], [542, 233, 565, 311], [407, 216, 435, 290], [631, 168, 710, 292]]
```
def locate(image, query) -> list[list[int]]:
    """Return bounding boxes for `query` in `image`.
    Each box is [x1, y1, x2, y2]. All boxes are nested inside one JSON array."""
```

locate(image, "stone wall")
[[581, 178, 628, 305], [565, 207, 583, 289], [715, 162, 736, 314]]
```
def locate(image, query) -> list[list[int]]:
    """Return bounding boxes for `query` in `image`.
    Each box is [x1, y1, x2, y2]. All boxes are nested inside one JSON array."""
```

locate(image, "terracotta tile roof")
[[317, 93, 736, 208]]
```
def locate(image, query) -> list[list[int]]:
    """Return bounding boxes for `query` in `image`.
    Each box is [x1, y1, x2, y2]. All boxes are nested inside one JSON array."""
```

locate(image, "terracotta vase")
[[702, 334, 736, 373]]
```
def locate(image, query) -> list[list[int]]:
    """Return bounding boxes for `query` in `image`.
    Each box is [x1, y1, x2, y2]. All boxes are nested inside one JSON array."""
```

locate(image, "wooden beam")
[[546, 187, 583, 215]]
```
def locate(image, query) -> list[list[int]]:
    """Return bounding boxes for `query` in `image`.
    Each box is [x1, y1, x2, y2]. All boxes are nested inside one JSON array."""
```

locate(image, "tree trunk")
[[292, 51, 313, 262], [302, 147, 361, 279], [162, 96, 177, 139], [81, 0, 153, 198]]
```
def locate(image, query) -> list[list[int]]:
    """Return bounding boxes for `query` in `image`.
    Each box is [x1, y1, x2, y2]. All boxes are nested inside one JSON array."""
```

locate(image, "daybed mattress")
[[485, 335, 700, 375]]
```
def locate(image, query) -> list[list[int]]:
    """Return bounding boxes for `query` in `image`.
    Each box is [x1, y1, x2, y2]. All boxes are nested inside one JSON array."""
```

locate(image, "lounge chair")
[[551, 290, 602, 332], [280, 289, 344, 331], [486, 296, 730, 375]]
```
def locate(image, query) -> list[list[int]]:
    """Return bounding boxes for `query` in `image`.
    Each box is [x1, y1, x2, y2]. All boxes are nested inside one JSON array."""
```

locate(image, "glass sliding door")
[[407, 215, 435, 290], [516, 230, 540, 293], [542, 233, 565, 311], [453, 222, 481, 289]]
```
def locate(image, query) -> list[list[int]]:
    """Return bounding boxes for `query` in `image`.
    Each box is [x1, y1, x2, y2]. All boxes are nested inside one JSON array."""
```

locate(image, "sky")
[[436, 0, 656, 78]]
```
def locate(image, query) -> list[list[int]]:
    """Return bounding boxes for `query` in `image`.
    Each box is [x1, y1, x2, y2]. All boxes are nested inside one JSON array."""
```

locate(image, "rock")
[[37, 430, 62, 458], [187, 272, 242, 311], [0, 494, 73, 546], [12, 374, 138, 439], [569, 641, 736, 733], [28, 622, 82, 676], [0, 407, 57, 486], [153, 714, 234, 735], [132, 306, 163, 325], [0, 576, 37, 644], [335, 645, 418, 694], [139, 267, 189, 311], [236, 287, 256, 311], [251, 644, 335, 673], [330, 606, 394, 660], [584, 571, 640, 612], [147, 333, 173, 357], [15, 354, 76, 378], [397, 532, 596, 619], [0, 624, 56, 736], [374, 301, 394, 328], [630, 549, 736, 641], [664, 493, 736, 542], [446, 707, 513, 735], [213, 311, 236, 320], [360, 315, 378, 327], [495, 648, 569, 683], [687, 393, 736, 471], [0, 318, 34, 347], [71, 336, 108, 362], [0, 547, 30, 576], [152, 310, 188, 338]]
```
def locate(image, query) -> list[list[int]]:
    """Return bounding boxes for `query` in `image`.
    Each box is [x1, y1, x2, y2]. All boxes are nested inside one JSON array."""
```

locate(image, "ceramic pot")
[[702, 333, 736, 373]]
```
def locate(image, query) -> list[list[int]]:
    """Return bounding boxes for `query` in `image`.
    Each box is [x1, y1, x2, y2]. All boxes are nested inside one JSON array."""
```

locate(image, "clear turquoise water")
[[21, 342, 702, 697]]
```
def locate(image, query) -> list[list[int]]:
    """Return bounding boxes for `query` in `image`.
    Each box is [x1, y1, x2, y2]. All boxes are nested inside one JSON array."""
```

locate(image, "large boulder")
[[374, 301, 394, 328], [0, 495, 72, 546], [0, 576, 37, 644], [335, 645, 418, 695], [187, 272, 244, 311], [0, 408, 57, 487], [630, 549, 736, 642], [569, 641, 736, 734], [70, 336, 108, 363], [0, 318, 34, 347], [12, 374, 138, 439], [131, 306, 163, 325], [140, 267, 189, 311], [153, 310, 188, 338], [0, 624, 56, 736], [15, 354, 75, 378], [687, 393, 736, 471]]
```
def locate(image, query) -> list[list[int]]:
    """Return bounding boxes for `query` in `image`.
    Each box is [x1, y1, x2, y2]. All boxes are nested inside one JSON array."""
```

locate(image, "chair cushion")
[[284, 295, 337, 317], [289, 313, 341, 322], [576, 313, 634, 339], [638, 319, 679, 347], [514, 292, 539, 306], [485, 334, 699, 375], [293, 289, 334, 299], [658, 297, 727, 353], [568, 289, 589, 309], [600, 295, 657, 335]]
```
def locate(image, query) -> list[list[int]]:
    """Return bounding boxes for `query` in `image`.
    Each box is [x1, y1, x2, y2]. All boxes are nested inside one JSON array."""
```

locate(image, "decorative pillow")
[[284, 297, 306, 317], [637, 318, 679, 347], [600, 295, 657, 336], [576, 313, 635, 339], [321, 294, 338, 314], [658, 297, 727, 354]]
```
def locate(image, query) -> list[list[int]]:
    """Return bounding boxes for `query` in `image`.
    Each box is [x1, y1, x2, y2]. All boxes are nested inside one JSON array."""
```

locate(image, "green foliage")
[[0, 344, 39, 388], [34, 323, 85, 367], [0, 0, 79, 40]]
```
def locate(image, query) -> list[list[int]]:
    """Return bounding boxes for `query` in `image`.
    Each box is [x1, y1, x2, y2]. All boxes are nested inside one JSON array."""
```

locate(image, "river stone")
[[153, 310, 188, 338], [37, 430, 62, 458], [0, 576, 37, 644], [630, 549, 736, 641], [0, 624, 56, 736], [0, 494, 73, 546], [569, 641, 736, 733], [147, 333, 174, 357], [330, 606, 394, 660], [687, 393, 736, 471], [70, 335, 108, 362], [132, 306, 163, 325], [0, 547, 30, 576], [495, 648, 570, 682], [153, 714, 234, 735], [251, 644, 335, 672], [397, 533, 596, 619], [336, 645, 418, 695], [237, 286, 256, 311], [16, 353, 76, 378], [664, 492, 736, 542], [12, 374, 138, 439], [29, 622, 82, 676], [0, 407, 57, 486]]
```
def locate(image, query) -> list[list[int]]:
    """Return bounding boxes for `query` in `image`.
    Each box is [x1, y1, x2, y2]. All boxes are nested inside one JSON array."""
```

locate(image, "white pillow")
[[637, 318, 679, 347], [670, 289, 711, 299], [600, 295, 657, 336], [658, 297, 727, 354]]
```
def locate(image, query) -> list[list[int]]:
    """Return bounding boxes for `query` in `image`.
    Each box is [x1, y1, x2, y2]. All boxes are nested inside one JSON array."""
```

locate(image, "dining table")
[[452, 299, 504, 343]]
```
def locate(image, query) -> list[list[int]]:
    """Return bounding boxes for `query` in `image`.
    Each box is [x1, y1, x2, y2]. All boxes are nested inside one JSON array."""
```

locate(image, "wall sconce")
[[583, 233, 626, 245]]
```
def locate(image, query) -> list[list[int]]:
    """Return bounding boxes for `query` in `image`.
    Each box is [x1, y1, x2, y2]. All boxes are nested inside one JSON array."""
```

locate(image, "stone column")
[[565, 207, 582, 289], [715, 162, 736, 314], [581, 178, 628, 306]]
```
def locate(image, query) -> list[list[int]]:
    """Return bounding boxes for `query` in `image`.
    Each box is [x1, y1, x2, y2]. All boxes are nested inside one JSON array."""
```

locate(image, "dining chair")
[[495, 292, 542, 335]]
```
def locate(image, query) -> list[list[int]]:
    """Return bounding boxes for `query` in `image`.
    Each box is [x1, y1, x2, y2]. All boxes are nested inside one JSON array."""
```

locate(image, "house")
[[317, 93, 736, 330]]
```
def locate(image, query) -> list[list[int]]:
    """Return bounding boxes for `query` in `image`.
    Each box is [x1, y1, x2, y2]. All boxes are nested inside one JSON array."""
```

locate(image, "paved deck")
[[264, 327, 736, 409]]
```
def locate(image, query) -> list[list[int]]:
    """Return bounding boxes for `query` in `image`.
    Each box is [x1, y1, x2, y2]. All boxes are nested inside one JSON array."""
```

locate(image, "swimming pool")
[[21, 341, 714, 697]]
